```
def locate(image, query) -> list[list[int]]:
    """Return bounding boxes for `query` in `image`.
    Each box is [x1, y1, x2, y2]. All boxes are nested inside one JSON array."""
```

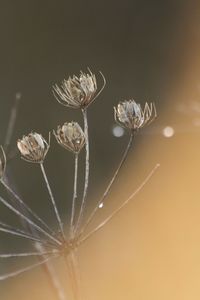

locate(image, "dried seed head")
[[114, 100, 157, 132], [0, 147, 6, 179], [17, 133, 49, 163], [54, 122, 85, 154], [53, 69, 105, 109]]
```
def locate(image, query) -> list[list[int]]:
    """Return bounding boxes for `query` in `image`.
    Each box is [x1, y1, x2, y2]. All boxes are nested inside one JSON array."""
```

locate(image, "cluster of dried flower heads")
[[0, 69, 157, 300]]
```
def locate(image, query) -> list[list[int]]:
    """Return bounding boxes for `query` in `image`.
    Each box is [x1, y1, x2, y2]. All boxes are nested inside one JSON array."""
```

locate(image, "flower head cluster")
[[17, 133, 49, 163], [114, 100, 156, 132], [53, 70, 101, 109], [54, 122, 85, 154], [0, 69, 158, 290]]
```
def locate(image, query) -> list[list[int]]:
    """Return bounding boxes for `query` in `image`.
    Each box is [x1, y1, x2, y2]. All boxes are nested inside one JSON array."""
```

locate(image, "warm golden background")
[[0, 1, 200, 299]]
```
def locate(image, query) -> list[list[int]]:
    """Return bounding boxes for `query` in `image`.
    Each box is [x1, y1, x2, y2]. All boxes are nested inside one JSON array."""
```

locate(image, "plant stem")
[[71, 249, 82, 300], [65, 252, 80, 300], [0, 225, 54, 246], [75, 108, 89, 234], [70, 154, 79, 238], [40, 163, 65, 240], [1, 179, 54, 234], [79, 132, 133, 237], [35, 242, 67, 300], [0, 194, 61, 246], [0, 251, 58, 258], [0, 255, 58, 281], [79, 164, 160, 244], [4, 93, 20, 151]]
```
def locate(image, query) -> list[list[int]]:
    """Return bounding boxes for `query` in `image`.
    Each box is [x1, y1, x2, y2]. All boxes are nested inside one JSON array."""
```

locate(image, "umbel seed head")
[[114, 100, 157, 132], [17, 133, 50, 163], [54, 122, 85, 154], [53, 69, 105, 109], [0, 146, 6, 179]]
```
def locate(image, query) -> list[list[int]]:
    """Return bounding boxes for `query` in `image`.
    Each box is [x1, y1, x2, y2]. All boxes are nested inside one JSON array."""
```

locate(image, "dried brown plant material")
[[54, 122, 85, 154], [17, 133, 49, 163], [53, 69, 105, 109], [114, 99, 157, 131], [0, 69, 160, 300]]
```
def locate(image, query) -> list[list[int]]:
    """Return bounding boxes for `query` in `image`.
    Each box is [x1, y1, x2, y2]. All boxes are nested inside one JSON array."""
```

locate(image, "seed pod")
[[53, 69, 105, 109], [114, 100, 157, 132], [54, 122, 85, 154], [17, 133, 49, 163]]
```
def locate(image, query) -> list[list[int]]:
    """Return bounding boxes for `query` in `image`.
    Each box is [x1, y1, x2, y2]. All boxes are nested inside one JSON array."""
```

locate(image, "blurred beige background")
[[1, 1, 200, 300]]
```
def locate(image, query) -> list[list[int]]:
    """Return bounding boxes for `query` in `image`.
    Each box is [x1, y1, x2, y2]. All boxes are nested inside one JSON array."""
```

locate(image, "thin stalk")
[[0, 255, 58, 280], [0, 251, 58, 258], [71, 249, 82, 300], [1, 179, 54, 235], [35, 243, 67, 300], [70, 153, 79, 238], [0, 226, 55, 247], [0, 220, 24, 230], [75, 108, 89, 234], [2, 174, 38, 236], [79, 164, 160, 245], [65, 253, 80, 300], [0, 221, 40, 238], [43, 259, 68, 300], [40, 163, 65, 240], [4, 93, 20, 151], [0, 221, 55, 247], [2, 171, 41, 237], [0, 195, 61, 246], [79, 132, 133, 237]]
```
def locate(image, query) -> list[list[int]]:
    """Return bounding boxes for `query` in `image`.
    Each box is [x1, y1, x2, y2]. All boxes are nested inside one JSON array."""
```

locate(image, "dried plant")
[[0, 71, 159, 300]]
